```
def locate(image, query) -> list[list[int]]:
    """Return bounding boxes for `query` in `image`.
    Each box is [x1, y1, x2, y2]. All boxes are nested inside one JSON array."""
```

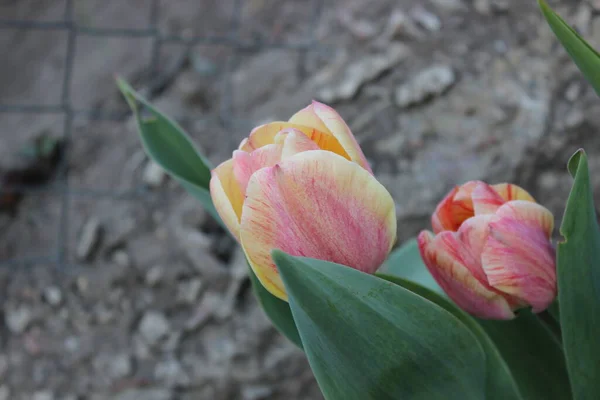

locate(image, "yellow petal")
[[240, 150, 396, 300], [290, 101, 372, 172], [495, 200, 554, 238], [240, 121, 350, 160], [209, 159, 244, 241], [492, 183, 535, 203]]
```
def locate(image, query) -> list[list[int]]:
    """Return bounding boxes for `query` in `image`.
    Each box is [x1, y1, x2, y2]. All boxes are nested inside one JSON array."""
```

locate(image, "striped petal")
[[210, 159, 245, 241], [232, 144, 282, 195], [418, 229, 515, 319], [482, 215, 556, 313], [492, 183, 535, 203], [274, 128, 320, 159], [432, 181, 479, 233], [472, 182, 506, 215], [289, 101, 372, 172], [240, 150, 396, 300], [495, 200, 554, 238]]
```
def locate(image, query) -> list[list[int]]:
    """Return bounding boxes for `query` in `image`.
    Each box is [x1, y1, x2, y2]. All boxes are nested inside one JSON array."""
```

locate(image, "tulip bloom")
[[210, 101, 397, 300], [418, 181, 556, 319]]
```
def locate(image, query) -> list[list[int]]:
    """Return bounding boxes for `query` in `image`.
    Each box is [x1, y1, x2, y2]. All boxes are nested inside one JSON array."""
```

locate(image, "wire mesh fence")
[[0, 0, 324, 270]]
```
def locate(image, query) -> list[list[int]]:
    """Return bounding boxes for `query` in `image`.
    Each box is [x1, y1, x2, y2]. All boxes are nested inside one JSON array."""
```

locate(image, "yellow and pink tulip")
[[418, 181, 557, 319], [210, 101, 397, 300]]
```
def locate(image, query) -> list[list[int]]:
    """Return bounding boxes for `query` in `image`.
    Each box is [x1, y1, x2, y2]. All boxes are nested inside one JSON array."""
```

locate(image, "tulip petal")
[[492, 183, 535, 203], [291, 101, 372, 172], [232, 144, 282, 194], [210, 159, 245, 241], [274, 128, 320, 159], [418, 230, 514, 319], [472, 182, 505, 215], [240, 150, 397, 300], [432, 181, 480, 233], [495, 200, 554, 238], [482, 217, 556, 313]]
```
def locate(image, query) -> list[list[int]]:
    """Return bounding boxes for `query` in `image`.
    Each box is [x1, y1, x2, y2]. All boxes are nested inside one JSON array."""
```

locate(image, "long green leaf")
[[379, 238, 443, 295], [377, 274, 522, 400], [274, 251, 486, 400], [117, 78, 219, 220], [539, 0, 600, 97], [117, 78, 303, 349], [557, 149, 600, 399]]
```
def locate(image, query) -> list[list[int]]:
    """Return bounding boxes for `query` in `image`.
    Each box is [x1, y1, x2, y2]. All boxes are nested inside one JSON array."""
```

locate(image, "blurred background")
[[0, 0, 598, 399]]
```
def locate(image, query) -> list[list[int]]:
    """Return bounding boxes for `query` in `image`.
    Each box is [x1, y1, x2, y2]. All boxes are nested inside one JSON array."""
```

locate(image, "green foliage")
[[118, 78, 303, 348], [556, 150, 600, 399], [274, 251, 487, 400]]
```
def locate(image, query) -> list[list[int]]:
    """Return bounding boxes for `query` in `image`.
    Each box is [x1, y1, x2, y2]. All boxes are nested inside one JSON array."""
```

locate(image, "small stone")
[[145, 265, 165, 287], [64, 336, 80, 353], [382, 10, 424, 41], [43, 286, 63, 306], [394, 65, 456, 108], [114, 388, 172, 400], [155, 357, 190, 387], [411, 6, 441, 32], [241, 385, 273, 400], [5, 305, 33, 334], [565, 109, 584, 129], [0, 386, 9, 400], [32, 390, 54, 400], [588, 0, 600, 12], [139, 311, 171, 346], [574, 4, 592, 39], [565, 81, 582, 102], [76, 217, 101, 261], [111, 354, 133, 379], [112, 250, 130, 268], [143, 161, 166, 187], [177, 279, 203, 304], [474, 0, 491, 14]]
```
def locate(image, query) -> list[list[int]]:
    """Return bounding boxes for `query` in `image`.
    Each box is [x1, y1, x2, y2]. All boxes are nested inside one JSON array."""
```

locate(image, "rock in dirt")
[[395, 65, 456, 108]]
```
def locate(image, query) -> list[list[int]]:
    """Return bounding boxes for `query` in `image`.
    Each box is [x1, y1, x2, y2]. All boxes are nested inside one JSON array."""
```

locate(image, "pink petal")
[[240, 150, 396, 300], [210, 159, 245, 241], [232, 144, 282, 195], [472, 182, 506, 215], [290, 101, 372, 173], [418, 230, 514, 320], [274, 128, 320, 159], [482, 216, 556, 313], [495, 200, 554, 238]]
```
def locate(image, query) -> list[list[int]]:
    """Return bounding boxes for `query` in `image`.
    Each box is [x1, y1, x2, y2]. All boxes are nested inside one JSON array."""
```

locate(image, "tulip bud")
[[210, 101, 397, 300], [418, 181, 556, 319]]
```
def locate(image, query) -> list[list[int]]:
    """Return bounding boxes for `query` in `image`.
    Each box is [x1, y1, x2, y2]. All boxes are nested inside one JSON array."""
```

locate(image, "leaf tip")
[[567, 148, 586, 177]]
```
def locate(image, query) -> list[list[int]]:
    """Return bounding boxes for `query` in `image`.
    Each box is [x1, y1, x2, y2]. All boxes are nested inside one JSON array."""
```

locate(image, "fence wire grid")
[[0, 0, 325, 271]]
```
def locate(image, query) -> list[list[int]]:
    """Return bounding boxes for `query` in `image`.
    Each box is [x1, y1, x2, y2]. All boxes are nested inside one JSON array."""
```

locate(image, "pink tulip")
[[418, 181, 556, 319], [210, 101, 397, 300]]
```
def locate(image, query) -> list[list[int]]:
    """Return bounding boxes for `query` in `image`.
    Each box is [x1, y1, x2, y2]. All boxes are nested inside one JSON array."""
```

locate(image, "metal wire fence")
[[0, 0, 324, 270]]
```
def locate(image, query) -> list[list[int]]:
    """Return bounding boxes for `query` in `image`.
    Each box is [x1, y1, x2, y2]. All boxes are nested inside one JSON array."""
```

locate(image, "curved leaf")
[[274, 251, 487, 400], [557, 150, 600, 399], [117, 78, 219, 220], [539, 0, 600, 97]]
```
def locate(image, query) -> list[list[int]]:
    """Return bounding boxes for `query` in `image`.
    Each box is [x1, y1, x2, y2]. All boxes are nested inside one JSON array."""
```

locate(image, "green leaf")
[[377, 274, 522, 400], [539, 0, 600, 97], [274, 251, 487, 400], [380, 274, 571, 400], [557, 149, 600, 399], [117, 78, 304, 350], [116, 78, 219, 220], [379, 238, 444, 295], [248, 266, 303, 349]]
